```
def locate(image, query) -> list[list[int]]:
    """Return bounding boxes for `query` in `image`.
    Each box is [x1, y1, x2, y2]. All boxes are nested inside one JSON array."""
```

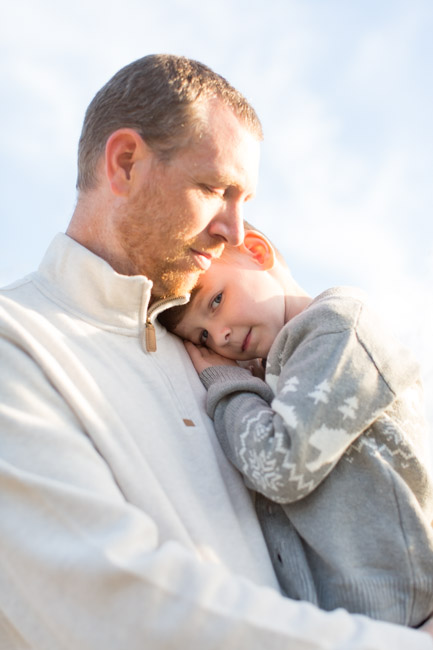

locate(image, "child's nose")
[[213, 325, 231, 347]]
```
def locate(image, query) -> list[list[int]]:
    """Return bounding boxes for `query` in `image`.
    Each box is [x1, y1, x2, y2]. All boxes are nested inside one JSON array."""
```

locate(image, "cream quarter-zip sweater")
[[0, 234, 431, 650]]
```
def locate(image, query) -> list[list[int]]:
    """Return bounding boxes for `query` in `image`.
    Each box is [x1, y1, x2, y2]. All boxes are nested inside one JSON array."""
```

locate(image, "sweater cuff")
[[200, 365, 253, 389], [200, 365, 274, 419]]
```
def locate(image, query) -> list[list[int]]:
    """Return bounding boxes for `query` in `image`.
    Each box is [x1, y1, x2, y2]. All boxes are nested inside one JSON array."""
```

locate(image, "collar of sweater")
[[34, 233, 188, 351]]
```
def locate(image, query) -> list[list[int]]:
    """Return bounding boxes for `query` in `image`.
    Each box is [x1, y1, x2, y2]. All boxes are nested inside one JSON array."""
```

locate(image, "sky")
[[1, 0, 433, 447]]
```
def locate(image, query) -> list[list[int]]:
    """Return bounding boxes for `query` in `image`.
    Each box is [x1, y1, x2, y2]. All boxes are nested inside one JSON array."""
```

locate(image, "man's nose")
[[208, 199, 245, 247]]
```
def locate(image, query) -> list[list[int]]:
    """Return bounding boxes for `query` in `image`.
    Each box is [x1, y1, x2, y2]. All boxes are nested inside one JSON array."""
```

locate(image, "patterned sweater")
[[201, 287, 433, 627]]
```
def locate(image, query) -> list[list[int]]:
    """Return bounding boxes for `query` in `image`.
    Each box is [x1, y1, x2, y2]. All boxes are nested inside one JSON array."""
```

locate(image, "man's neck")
[[67, 192, 133, 276]]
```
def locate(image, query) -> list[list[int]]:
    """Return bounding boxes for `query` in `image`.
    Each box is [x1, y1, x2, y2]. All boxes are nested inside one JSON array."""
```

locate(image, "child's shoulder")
[[311, 285, 367, 310], [298, 286, 368, 333], [268, 287, 366, 364], [273, 286, 421, 395]]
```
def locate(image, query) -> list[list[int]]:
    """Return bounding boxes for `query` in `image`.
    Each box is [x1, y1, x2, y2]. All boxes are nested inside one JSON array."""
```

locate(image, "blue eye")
[[200, 329, 209, 345], [211, 293, 222, 309]]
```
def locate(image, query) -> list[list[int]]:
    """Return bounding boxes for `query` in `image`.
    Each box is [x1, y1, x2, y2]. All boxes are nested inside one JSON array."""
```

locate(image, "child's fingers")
[[184, 340, 238, 372], [184, 341, 210, 373], [184, 340, 201, 359]]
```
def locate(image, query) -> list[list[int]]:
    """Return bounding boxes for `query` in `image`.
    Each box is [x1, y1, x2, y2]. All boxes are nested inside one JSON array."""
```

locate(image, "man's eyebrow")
[[199, 171, 253, 194], [197, 173, 234, 188], [212, 173, 236, 186]]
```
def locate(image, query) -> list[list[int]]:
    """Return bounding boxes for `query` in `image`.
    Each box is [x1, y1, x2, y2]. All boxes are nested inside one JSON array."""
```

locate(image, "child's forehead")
[[174, 299, 203, 342], [175, 284, 205, 331], [187, 283, 206, 313], [175, 257, 240, 332], [174, 266, 223, 336]]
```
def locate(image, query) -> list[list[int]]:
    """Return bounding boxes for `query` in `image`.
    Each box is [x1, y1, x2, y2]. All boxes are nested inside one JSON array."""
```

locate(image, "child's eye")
[[199, 329, 209, 345], [211, 293, 222, 309]]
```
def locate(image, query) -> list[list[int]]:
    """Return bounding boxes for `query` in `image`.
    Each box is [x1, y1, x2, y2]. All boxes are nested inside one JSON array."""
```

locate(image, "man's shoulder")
[[1, 274, 34, 293], [0, 274, 37, 308]]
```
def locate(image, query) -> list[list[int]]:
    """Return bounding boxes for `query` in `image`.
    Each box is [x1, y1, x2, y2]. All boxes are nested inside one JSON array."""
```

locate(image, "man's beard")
[[119, 225, 206, 298], [115, 188, 223, 299], [156, 263, 202, 299]]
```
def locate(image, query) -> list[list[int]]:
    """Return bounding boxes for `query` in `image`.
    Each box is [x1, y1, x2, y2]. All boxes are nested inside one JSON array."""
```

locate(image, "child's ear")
[[242, 230, 275, 270]]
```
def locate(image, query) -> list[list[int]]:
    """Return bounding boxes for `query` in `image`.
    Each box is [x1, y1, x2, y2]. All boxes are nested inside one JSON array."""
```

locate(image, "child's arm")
[[185, 316, 420, 505]]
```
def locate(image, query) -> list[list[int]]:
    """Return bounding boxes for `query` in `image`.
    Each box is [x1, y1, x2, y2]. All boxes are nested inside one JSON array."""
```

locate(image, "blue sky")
[[1, 0, 432, 438]]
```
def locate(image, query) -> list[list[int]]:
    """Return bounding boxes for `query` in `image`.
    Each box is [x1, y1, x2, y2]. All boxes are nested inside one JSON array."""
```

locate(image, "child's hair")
[[158, 221, 286, 333], [157, 283, 201, 333]]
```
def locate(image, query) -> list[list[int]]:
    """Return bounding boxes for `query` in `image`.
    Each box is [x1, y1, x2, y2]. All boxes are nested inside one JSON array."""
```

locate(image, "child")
[[158, 226, 433, 627]]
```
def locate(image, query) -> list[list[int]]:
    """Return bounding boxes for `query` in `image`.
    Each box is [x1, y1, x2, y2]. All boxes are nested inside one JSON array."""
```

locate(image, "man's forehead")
[[199, 98, 252, 135], [192, 103, 260, 181]]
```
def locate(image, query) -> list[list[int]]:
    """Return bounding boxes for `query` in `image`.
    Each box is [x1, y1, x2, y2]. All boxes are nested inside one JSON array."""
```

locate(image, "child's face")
[[174, 258, 286, 360]]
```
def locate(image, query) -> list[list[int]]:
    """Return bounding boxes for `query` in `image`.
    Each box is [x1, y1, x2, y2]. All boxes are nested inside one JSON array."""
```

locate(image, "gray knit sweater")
[[200, 287, 433, 627]]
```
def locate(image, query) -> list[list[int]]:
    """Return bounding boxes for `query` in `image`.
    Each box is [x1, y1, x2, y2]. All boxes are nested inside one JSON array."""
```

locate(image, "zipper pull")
[[145, 321, 157, 352], [142, 293, 190, 353]]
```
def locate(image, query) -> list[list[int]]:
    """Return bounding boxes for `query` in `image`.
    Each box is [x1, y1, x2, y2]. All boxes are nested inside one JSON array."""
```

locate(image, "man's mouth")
[[190, 245, 223, 271], [242, 328, 252, 352], [191, 250, 213, 271]]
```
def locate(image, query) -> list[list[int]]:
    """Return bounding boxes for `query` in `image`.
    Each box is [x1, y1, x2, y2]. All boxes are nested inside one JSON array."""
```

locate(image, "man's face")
[[117, 101, 261, 298]]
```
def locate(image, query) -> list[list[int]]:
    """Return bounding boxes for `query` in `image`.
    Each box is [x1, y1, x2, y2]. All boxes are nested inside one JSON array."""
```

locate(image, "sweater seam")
[[388, 466, 416, 623], [354, 305, 396, 397]]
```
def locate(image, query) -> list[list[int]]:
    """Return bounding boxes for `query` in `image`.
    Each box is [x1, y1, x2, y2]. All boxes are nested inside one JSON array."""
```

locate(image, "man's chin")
[[154, 268, 203, 299]]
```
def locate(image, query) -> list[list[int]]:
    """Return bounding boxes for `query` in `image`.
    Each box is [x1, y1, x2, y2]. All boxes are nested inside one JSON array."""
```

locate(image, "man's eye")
[[211, 293, 222, 309], [202, 185, 224, 197], [199, 329, 209, 345]]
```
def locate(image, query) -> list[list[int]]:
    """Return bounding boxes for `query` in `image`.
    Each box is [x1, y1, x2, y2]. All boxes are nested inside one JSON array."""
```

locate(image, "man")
[[0, 54, 431, 650]]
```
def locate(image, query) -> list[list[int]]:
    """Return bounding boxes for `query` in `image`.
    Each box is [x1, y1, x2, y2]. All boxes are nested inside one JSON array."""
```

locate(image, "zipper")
[[143, 294, 190, 353]]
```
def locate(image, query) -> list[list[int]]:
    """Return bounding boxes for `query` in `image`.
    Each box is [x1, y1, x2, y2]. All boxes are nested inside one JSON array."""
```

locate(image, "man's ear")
[[105, 128, 147, 196], [242, 230, 275, 270]]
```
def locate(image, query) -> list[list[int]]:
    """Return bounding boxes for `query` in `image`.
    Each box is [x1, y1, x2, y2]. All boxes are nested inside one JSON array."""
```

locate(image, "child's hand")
[[421, 614, 433, 638], [185, 341, 238, 374], [237, 358, 266, 380]]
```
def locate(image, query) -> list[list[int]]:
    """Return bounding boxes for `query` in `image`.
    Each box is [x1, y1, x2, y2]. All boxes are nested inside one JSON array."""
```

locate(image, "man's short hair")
[[76, 54, 263, 191]]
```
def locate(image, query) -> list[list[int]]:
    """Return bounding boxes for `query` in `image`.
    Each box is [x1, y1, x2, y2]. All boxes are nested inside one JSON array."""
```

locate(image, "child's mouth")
[[242, 328, 252, 352]]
